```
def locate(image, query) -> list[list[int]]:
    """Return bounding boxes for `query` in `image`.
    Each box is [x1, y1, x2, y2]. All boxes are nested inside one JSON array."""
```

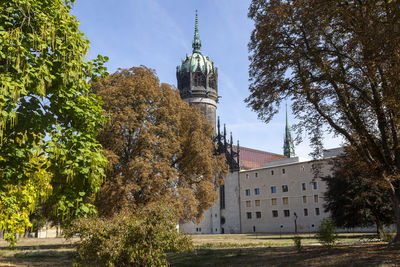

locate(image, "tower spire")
[[192, 10, 202, 53], [283, 104, 295, 158]]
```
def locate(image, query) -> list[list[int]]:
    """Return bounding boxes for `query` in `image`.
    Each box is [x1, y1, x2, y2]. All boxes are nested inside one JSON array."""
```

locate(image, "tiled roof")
[[233, 146, 287, 170]]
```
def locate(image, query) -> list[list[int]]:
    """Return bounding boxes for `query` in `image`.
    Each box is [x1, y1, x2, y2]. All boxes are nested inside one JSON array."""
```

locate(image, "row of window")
[[245, 195, 319, 207], [246, 208, 321, 219], [244, 166, 307, 179], [245, 182, 318, 196]]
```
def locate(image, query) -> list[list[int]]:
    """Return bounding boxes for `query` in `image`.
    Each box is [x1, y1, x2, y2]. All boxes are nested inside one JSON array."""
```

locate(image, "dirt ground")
[[0, 235, 399, 266]]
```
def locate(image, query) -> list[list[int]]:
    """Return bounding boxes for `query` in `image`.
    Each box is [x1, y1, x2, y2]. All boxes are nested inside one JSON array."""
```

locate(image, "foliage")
[[64, 204, 193, 267], [315, 219, 338, 248], [247, 0, 400, 242], [292, 235, 302, 252], [323, 147, 394, 237], [0, 0, 108, 245], [93, 66, 228, 221]]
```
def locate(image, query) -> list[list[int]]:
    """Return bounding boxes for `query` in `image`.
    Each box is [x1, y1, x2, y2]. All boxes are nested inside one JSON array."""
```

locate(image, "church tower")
[[283, 105, 295, 157], [176, 11, 218, 131]]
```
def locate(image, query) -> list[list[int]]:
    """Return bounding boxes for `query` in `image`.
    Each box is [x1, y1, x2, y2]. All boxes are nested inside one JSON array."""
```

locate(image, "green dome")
[[181, 52, 214, 75]]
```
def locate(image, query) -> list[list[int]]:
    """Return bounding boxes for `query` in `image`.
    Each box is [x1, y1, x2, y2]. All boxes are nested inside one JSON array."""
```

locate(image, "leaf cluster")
[[0, 0, 108, 244], [94, 66, 228, 221], [323, 147, 394, 231], [64, 204, 193, 267]]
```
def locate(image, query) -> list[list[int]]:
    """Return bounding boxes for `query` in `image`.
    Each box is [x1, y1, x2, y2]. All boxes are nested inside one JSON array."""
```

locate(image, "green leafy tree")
[[247, 0, 400, 243], [93, 67, 228, 221], [0, 0, 108, 245], [323, 147, 394, 238]]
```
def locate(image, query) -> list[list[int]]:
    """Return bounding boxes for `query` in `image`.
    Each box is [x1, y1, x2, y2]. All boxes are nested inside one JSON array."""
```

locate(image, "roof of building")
[[233, 146, 287, 170]]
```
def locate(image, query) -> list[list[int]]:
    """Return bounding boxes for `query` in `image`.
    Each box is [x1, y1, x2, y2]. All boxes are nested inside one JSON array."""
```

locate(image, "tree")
[[0, 0, 108, 245], [247, 0, 400, 243], [93, 66, 228, 221], [323, 147, 394, 237]]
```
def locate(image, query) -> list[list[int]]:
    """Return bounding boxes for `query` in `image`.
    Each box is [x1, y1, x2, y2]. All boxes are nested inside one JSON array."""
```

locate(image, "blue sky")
[[71, 0, 342, 158]]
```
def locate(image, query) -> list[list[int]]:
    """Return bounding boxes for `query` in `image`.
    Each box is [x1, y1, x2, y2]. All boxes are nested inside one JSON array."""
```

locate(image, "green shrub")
[[64, 204, 192, 267], [315, 219, 338, 248], [292, 235, 302, 252]]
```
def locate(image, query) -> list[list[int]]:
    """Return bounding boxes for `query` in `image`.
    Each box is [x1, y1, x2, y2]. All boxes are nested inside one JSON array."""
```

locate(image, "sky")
[[71, 0, 343, 158]]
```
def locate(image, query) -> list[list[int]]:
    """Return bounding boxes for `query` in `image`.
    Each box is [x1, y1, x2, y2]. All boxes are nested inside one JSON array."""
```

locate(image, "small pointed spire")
[[192, 10, 202, 53], [283, 104, 296, 158]]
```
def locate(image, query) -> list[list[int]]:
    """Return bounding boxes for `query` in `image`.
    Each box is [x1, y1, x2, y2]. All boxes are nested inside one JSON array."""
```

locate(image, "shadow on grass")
[[168, 243, 399, 267]]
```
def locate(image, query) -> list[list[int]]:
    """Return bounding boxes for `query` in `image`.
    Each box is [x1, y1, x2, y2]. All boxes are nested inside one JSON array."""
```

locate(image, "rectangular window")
[[246, 200, 251, 207], [315, 207, 320, 216], [256, 211, 261, 218], [255, 188, 260, 195], [304, 208, 308, 216], [247, 212, 252, 219], [282, 185, 288, 192], [303, 196, 307, 203], [271, 186, 277, 193], [272, 210, 278, 217], [246, 173, 249, 179], [284, 210, 290, 217], [271, 170, 274, 175], [314, 194, 319, 203], [255, 172, 258, 178], [255, 200, 260, 206], [313, 181, 318, 190], [282, 168, 286, 174], [271, 198, 277, 205], [220, 185, 225, 209], [282, 197, 289, 205], [245, 189, 251, 196], [302, 183, 306, 191]]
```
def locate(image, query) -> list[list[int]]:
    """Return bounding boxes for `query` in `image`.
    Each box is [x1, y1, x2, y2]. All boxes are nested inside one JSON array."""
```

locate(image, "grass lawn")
[[0, 234, 398, 266]]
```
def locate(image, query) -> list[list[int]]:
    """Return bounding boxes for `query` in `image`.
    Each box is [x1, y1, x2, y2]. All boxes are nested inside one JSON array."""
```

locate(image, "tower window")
[[271, 186, 277, 193], [220, 185, 225, 209], [283, 197, 289, 205], [314, 195, 319, 203], [256, 212, 262, 218], [303, 196, 307, 203], [255, 172, 258, 177], [282, 185, 288, 192], [282, 168, 286, 174], [247, 212, 252, 219], [255, 200, 260, 206], [271, 198, 277, 205], [271, 170, 274, 175], [255, 188, 260, 195], [315, 208, 320, 216], [245, 189, 251, 196]]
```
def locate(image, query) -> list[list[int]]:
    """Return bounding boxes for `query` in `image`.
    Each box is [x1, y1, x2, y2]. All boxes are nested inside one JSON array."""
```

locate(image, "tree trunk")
[[390, 189, 400, 244], [375, 218, 384, 239]]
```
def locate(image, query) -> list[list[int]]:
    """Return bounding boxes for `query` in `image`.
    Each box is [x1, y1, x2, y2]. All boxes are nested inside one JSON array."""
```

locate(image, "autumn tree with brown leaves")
[[247, 0, 400, 243], [93, 66, 227, 222]]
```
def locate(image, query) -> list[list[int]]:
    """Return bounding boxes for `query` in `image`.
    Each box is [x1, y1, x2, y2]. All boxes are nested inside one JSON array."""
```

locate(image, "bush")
[[64, 204, 192, 267], [315, 219, 338, 248], [292, 235, 302, 252]]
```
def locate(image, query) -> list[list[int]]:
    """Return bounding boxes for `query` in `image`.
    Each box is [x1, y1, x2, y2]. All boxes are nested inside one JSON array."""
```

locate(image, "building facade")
[[178, 12, 334, 234]]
